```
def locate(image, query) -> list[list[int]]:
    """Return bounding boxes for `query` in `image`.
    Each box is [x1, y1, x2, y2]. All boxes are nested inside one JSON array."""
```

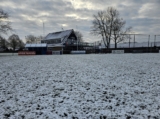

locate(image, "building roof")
[[25, 43, 47, 48], [43, 29, 74, 43]]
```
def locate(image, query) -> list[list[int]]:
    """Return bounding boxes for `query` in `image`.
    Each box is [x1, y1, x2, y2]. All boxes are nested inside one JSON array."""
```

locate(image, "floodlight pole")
[[148, 35, 150, 48], [148, 35, 150, 52], [154, 35, 156, 47], [77, 37, 78, 51], [134, 34, 135, 48], [43, 22, 44, 37], [129, 34, 130, 48]]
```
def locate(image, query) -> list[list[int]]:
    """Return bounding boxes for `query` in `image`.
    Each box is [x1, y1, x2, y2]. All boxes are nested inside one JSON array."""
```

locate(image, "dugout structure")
[[25, 44, 47, 55]]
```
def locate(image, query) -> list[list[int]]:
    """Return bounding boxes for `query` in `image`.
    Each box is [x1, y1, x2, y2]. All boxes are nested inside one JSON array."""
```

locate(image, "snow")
[[44, 29, 73, 43], [25, 43, 47, 48], [0, 54, 160, 119]]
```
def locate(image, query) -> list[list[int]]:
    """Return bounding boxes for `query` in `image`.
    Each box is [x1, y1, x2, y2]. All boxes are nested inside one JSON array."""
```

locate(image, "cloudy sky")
[[1, 0, 160, 43]]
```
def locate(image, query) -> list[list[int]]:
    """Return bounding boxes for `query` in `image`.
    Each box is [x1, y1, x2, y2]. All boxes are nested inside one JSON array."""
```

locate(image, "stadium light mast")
[[43, 22, 44, 37], [129, 34, 131, 48], [77, 36, 78, 51], [154, 35, 156, 47], [148, 35, 150, 48], [134, 34, 135, 48], [76, 25, 79, 51]]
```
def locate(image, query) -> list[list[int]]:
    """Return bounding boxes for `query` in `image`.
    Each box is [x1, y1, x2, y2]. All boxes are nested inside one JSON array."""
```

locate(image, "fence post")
[[94, 42, 96, 54], [154, 35, 156, 47], [151, 43, 152, 53], [134, 34, 135, 48], [148, 35, 150, 52], [129, 34, 130, 49]]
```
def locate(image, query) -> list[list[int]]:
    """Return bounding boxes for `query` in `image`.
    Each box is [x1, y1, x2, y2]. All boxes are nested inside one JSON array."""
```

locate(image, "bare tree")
[[26, 35, 44, 44], [0, 9, 12, 36], [91, 7, 118, 48], [8, 34, 20, 51], [36, 35, 44, 43], [91, 7, 131, 49], [75, 31, 83, 42], [25, 35, 36, 43], [112, 18, 132, 48], [0, 36, 9, 49]]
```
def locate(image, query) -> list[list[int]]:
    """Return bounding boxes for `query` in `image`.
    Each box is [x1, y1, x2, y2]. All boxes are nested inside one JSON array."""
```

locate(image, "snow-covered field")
[[0, 54, 160, 119]]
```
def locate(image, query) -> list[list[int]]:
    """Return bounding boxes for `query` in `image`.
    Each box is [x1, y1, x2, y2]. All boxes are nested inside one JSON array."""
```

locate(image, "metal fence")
[[92, 34, 160, 49]]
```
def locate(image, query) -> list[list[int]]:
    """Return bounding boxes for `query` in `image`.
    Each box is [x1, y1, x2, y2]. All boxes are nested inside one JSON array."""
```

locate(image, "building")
[[25, 29, 92, 54], [41, 29, 78, 52], [25, 29, 93, 54]]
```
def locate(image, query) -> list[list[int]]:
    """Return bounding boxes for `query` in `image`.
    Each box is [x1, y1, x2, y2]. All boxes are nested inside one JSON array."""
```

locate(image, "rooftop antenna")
[[61, 25, 64, 31]]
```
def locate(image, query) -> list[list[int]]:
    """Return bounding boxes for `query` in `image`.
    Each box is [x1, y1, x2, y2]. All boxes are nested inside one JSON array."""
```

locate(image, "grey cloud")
[[0, 0, 159, 42]]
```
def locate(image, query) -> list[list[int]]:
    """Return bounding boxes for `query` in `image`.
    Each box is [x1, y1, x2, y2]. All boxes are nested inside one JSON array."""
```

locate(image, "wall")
[[0, 53, 18, 56], [48, 47, 62, 51]]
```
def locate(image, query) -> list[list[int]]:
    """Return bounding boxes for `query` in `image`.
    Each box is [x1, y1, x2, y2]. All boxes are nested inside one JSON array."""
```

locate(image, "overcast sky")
[[1, 0, 160, 43]]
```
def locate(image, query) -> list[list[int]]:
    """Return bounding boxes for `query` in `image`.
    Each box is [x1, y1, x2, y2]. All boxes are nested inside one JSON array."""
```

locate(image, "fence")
[[92, 34, 160, 49], [89, 34, 160, 53]]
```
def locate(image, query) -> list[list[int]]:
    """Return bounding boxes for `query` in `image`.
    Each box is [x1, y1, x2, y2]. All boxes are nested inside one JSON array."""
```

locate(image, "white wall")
[[0, 53, 18, 56]]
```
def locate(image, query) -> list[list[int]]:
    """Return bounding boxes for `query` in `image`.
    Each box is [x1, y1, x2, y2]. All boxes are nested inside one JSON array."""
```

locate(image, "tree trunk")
[[107, 42, 110, 49], [115, 43, 117, 49], [102, 36, 107, 48]]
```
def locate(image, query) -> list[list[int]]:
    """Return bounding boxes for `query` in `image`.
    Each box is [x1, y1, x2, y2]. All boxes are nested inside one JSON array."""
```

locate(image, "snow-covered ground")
[[0, 54, 160, 119]]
